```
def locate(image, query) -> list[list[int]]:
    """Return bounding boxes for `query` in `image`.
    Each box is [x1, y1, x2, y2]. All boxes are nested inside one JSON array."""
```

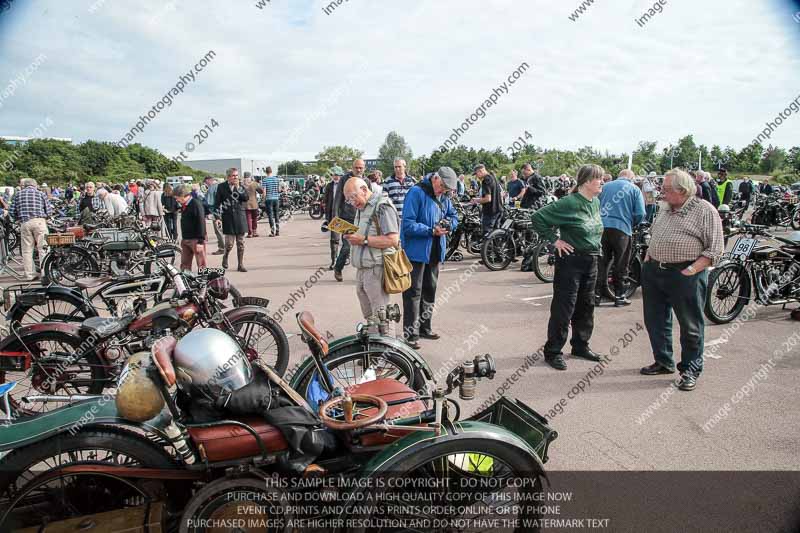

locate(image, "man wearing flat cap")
[[400, 167, 459, 350]]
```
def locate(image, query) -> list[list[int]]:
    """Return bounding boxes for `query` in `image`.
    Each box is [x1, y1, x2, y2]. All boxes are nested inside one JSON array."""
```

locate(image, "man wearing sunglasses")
[[333, 159, 367, 282]]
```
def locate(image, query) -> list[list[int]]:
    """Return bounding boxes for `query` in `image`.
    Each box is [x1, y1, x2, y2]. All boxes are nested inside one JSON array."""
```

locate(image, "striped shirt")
[[382, 174, 416, 216], [10, 186, 51, 222], [261, 176, 280, 200], [648, 196, 724, 264]]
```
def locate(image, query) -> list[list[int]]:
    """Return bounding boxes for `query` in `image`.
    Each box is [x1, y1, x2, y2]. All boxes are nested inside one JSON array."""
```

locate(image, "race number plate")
[[502, 219, 513, 230], [731, 237, 757, 260]]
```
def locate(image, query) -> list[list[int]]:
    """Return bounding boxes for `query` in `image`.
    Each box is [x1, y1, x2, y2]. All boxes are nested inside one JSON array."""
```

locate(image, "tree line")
[[2, 132, 798, 188]]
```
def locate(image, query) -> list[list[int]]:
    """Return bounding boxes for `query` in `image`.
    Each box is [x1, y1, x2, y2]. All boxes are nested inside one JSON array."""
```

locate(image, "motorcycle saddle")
[[187, 416, 289, 462], [79, 314, 135, 338]]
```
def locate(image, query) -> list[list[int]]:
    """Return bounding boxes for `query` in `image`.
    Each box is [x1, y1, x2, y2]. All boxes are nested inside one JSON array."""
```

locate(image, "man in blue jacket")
[[401, 167, 459, 349], [595, 169, 646, 307]]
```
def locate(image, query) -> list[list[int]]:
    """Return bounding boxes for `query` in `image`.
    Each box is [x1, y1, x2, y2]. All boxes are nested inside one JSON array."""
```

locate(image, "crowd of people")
[[0, 160, 776, 392]]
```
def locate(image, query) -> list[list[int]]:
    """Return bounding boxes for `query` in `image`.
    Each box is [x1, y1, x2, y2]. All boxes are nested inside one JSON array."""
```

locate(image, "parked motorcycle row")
[[0, 205, 557, 530]]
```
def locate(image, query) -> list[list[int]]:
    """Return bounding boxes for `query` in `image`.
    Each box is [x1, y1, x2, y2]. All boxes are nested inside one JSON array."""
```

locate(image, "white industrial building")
[[185, 158, 272, 177]]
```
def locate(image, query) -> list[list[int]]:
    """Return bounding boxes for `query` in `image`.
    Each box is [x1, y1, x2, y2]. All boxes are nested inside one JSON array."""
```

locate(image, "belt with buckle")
[[651, 260, 693, 271]]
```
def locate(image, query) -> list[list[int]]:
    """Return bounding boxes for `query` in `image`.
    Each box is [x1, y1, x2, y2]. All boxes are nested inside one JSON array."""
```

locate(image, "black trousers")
[[402, 256, 440, 338], [596, 228, 632, 298], [544, 254, 598, 356]]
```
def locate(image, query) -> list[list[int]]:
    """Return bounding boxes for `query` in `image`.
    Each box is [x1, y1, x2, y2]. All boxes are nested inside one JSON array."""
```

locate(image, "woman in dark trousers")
[[531, 164, 605, 370], [161, 184, 179, 240]]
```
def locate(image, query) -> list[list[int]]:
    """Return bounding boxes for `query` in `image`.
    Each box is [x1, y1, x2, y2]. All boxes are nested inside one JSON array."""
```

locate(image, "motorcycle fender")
[[351, 420, 547, 485], [706, 257, 735, 274], [0, 322, 83, 350], [0, 398, 170, 453], [329, 334, 434, 379], [6, 286, 96, 324], [223, 304, 271, 323]]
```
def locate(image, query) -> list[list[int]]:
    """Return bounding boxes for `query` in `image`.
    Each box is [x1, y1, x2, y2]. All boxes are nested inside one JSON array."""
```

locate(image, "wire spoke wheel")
[[345, 438, 545, 533], [0, 331, 104, 416], [481, 233, 514, 271], [705, 264, 749, 324], [532, 241, 556, 283], [227, 314, 289, 376]]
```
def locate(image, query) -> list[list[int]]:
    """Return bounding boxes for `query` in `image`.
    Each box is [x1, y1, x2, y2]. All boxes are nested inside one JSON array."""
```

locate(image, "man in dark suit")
[[214, 167, 250, 272], [323, 166, 344, 269], [332, 159, 366, 281]]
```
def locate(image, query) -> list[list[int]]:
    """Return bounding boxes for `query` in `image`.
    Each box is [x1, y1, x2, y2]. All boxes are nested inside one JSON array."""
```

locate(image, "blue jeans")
[[641, 261, 708, 375], [265, 199, 280, 232]]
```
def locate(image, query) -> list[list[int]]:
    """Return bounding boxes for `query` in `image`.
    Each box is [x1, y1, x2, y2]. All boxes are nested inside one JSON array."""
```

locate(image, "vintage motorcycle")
[[41, 220, 179, 287], [750, 192, 800, 229], [0, 311, 557, 532], [0, 263, 289, 416], [705, 224, 800, 324], [598, 222, 651, 300], [445, 201, 484, 261], [481, 207, 539, 271]]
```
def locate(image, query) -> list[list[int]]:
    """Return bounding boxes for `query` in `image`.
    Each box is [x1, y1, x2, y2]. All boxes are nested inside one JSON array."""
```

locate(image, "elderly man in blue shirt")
[[595, 169, 646, 307], [400, 167, 459, 349]]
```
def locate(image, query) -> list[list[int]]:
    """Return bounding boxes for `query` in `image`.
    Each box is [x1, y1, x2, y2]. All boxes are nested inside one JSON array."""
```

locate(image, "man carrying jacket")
[[401, 167, 459, 350], [333, 159, 367, 281]]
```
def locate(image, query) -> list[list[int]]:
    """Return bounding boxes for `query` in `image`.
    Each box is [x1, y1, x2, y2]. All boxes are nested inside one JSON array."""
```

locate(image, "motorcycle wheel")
[[481, 231, 514, 271], [704, 263, 751, 324], [0, 330, 106, 417], [8, 292, 95, 326], [532, 240, 556, 283], [309, 204, 324, 220], [42, 246, 100, 286], [0, 428, 176, 529], [179, 477, 291, 533], [227, 314, 289, 376], [294, 343, 426, 401], [791, 208, 800, 230], [344, 437, 544, 533], [466, 232, 482, 255], [601, 257, 641, 300]]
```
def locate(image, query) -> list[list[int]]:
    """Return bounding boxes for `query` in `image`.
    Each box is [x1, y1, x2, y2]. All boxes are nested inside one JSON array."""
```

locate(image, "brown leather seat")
[[297, 311, 328, 355], [187, 416, 289, 462], [75, 276, 113, 290], [347, 379, 428, 447]]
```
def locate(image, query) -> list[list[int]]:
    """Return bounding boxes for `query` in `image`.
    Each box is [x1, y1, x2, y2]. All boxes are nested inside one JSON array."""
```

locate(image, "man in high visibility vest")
[[715, 169, 733, 206]]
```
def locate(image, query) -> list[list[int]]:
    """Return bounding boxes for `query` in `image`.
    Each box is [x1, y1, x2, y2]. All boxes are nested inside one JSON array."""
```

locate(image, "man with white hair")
[[9, 178, 52, 280], [640, 169, 724, 392], [595, 169, 645, 306], [341, 177, 400, 320], [97, 187, 129, 217]]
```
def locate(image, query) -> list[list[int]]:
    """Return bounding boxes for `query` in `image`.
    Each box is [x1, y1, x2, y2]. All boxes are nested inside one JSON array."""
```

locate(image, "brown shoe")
[[334, 271, 343, 282], [238, 265, 248, 272]]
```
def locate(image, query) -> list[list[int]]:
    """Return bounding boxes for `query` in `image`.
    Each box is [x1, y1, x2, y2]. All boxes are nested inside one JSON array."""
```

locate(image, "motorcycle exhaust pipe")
[[21, 394, 106, 404]]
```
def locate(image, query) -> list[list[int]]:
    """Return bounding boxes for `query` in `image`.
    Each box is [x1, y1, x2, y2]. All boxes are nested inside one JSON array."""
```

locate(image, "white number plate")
[[502, 219, 513, 229], [731, 237, 757, 259]]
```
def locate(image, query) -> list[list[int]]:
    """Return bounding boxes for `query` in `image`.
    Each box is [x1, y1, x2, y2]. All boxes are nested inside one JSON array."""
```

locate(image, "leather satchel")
[[372, 211, 412, 294]]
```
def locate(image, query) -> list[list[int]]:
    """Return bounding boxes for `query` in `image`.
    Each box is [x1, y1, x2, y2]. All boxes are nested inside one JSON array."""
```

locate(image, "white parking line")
[[521, 295, 553, 301]]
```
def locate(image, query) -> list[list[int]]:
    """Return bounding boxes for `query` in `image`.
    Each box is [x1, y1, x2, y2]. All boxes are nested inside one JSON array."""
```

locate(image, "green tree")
[[787, 147, 800, 174], [736, 143, 763, 172], [277, 160, 306, 175], [376, 131, 414, 176], [760, 145, 787, 174], [315, 145, 364, 168]]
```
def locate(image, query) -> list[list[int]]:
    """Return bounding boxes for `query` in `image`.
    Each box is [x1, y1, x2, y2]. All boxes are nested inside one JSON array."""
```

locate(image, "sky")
[[0, 0, 799, 165]]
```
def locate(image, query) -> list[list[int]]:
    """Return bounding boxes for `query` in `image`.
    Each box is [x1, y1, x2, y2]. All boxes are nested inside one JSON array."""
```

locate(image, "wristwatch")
[[363, 236, 369, 246], [686, 265, 696, 274]]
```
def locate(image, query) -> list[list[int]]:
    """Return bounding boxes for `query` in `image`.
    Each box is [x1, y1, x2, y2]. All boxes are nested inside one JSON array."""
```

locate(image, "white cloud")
[[0, 0, 798, 164]]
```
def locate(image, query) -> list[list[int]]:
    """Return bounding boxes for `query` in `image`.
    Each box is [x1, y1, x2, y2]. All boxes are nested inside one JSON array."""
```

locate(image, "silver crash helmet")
[[718, 204, 730, 213], [172, 328, 253, 400]]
